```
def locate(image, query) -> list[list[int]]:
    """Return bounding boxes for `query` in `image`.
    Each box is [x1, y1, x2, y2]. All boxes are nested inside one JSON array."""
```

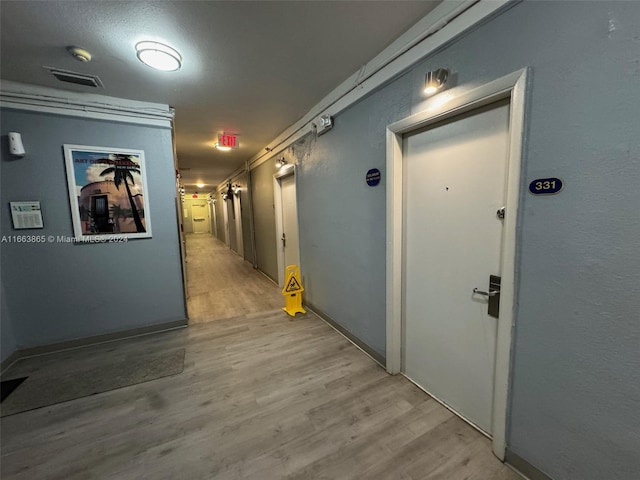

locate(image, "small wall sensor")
[[316, 114, 333, 136], [8, 132, 26, 157]]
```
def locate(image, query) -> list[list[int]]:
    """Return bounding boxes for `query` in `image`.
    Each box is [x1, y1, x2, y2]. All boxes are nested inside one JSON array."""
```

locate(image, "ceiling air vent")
[[44, 67, 104, 88]]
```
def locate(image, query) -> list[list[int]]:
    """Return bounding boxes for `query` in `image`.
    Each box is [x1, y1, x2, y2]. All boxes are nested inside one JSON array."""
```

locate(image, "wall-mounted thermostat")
[[10, 201, 44, 229]]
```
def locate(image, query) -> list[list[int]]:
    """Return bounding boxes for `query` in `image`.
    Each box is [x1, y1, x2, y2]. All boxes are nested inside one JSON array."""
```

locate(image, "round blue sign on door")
[[366, 168, 381, 187]]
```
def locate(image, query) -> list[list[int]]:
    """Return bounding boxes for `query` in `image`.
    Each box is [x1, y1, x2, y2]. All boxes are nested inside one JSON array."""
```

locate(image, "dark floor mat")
[[1, 349, 184, 417], [1, 377, 28, 402]]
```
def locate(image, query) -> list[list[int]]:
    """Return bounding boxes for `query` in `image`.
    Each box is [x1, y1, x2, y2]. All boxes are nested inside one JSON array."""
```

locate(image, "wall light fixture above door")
[[424, 68, 449, 95]]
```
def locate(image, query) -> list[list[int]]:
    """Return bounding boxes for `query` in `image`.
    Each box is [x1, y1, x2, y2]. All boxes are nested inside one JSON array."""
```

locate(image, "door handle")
[[473, 288, 498, 297], [282, 233, 286, 248], [473, 275, 501, 318]]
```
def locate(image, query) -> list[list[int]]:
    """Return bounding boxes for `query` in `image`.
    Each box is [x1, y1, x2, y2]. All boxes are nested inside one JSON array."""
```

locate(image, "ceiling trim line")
[[248, 0, 512, 172], [215, 164, 248, 194], [249, 125, 315, 172], [0, 81, 173, 128]]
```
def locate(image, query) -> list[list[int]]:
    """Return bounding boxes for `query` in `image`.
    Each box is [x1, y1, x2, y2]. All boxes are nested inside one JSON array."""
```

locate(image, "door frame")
[[222, 197, 230, 246], [209, 199, 218, 240], [273, 163, 297, 288], [233, 190, 244, 257], [385, 68, 528, 459], [175, 196, 188, 302]]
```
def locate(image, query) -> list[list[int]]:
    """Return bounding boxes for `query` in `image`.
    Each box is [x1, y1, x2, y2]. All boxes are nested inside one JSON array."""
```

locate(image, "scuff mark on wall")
[[608, 18, 617, 35]]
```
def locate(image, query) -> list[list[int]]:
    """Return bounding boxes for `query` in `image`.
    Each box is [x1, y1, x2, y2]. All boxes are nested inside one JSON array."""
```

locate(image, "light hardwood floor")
[[0, 235, 522, 479], [185, 234, 282, 323]]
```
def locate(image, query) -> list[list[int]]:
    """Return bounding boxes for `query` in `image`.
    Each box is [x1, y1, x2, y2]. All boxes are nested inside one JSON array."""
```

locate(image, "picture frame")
[[63, 144, 152, 241]]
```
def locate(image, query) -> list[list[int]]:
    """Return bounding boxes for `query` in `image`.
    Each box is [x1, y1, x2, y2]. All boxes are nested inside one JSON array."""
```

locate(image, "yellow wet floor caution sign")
[[282, 265, 306, 317]]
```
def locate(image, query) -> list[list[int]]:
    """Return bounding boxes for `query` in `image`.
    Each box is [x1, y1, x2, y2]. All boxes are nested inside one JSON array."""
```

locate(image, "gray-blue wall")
[[295, 114, 392, 356], [1, 108, 186, 349], [237, 172, 254, 262], [1, 281, 16, 362], [281, 2, 640, 479]]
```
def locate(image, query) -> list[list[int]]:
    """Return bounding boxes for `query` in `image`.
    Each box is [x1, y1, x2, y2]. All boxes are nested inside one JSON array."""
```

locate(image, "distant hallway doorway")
[[191, 203, 211, 234], [185, 234, 282, 324]]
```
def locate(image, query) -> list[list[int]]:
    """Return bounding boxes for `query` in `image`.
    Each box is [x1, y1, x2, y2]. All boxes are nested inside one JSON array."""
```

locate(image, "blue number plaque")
[[528, 177, 564, 195]]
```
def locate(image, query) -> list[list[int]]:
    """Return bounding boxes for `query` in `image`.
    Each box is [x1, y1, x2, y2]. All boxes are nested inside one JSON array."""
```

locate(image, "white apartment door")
[[191, 203, 210, 234], [275, 172, 300, 287], [281, 175, 300, 270], [402, 100, 510, 435]]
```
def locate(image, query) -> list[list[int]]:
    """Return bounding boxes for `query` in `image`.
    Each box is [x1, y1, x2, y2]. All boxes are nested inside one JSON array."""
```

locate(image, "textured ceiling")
[[0, 1, 441, 192]]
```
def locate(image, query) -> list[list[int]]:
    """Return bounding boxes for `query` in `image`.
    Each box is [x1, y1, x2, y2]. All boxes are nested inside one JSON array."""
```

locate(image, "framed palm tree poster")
[[63, 145, 152, 241]]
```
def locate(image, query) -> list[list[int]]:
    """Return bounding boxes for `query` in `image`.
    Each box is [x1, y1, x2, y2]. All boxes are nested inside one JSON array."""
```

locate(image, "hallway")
[[0, 236, 521, 479], [185, 234, 282, 323]]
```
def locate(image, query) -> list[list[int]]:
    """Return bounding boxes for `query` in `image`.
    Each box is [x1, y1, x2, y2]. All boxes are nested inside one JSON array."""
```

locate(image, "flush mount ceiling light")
[[196, 183, 205, 188], [135, 41, 182, 71], [424, 68, 449, 95]]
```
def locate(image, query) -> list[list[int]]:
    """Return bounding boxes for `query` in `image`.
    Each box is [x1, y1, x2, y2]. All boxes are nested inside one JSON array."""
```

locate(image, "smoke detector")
[[67, 46, 92, 62]]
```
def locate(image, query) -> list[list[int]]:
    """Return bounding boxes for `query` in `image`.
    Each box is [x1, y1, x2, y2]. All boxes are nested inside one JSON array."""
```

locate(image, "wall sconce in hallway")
[[424, 68, 449, 96], [276, 157, 288, 168], [232, 184, 241, 195], [222, 182, 234, 200]]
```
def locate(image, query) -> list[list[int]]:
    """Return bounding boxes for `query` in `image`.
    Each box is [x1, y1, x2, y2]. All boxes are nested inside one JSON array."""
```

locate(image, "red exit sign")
[[218, 133, 239, 149]]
